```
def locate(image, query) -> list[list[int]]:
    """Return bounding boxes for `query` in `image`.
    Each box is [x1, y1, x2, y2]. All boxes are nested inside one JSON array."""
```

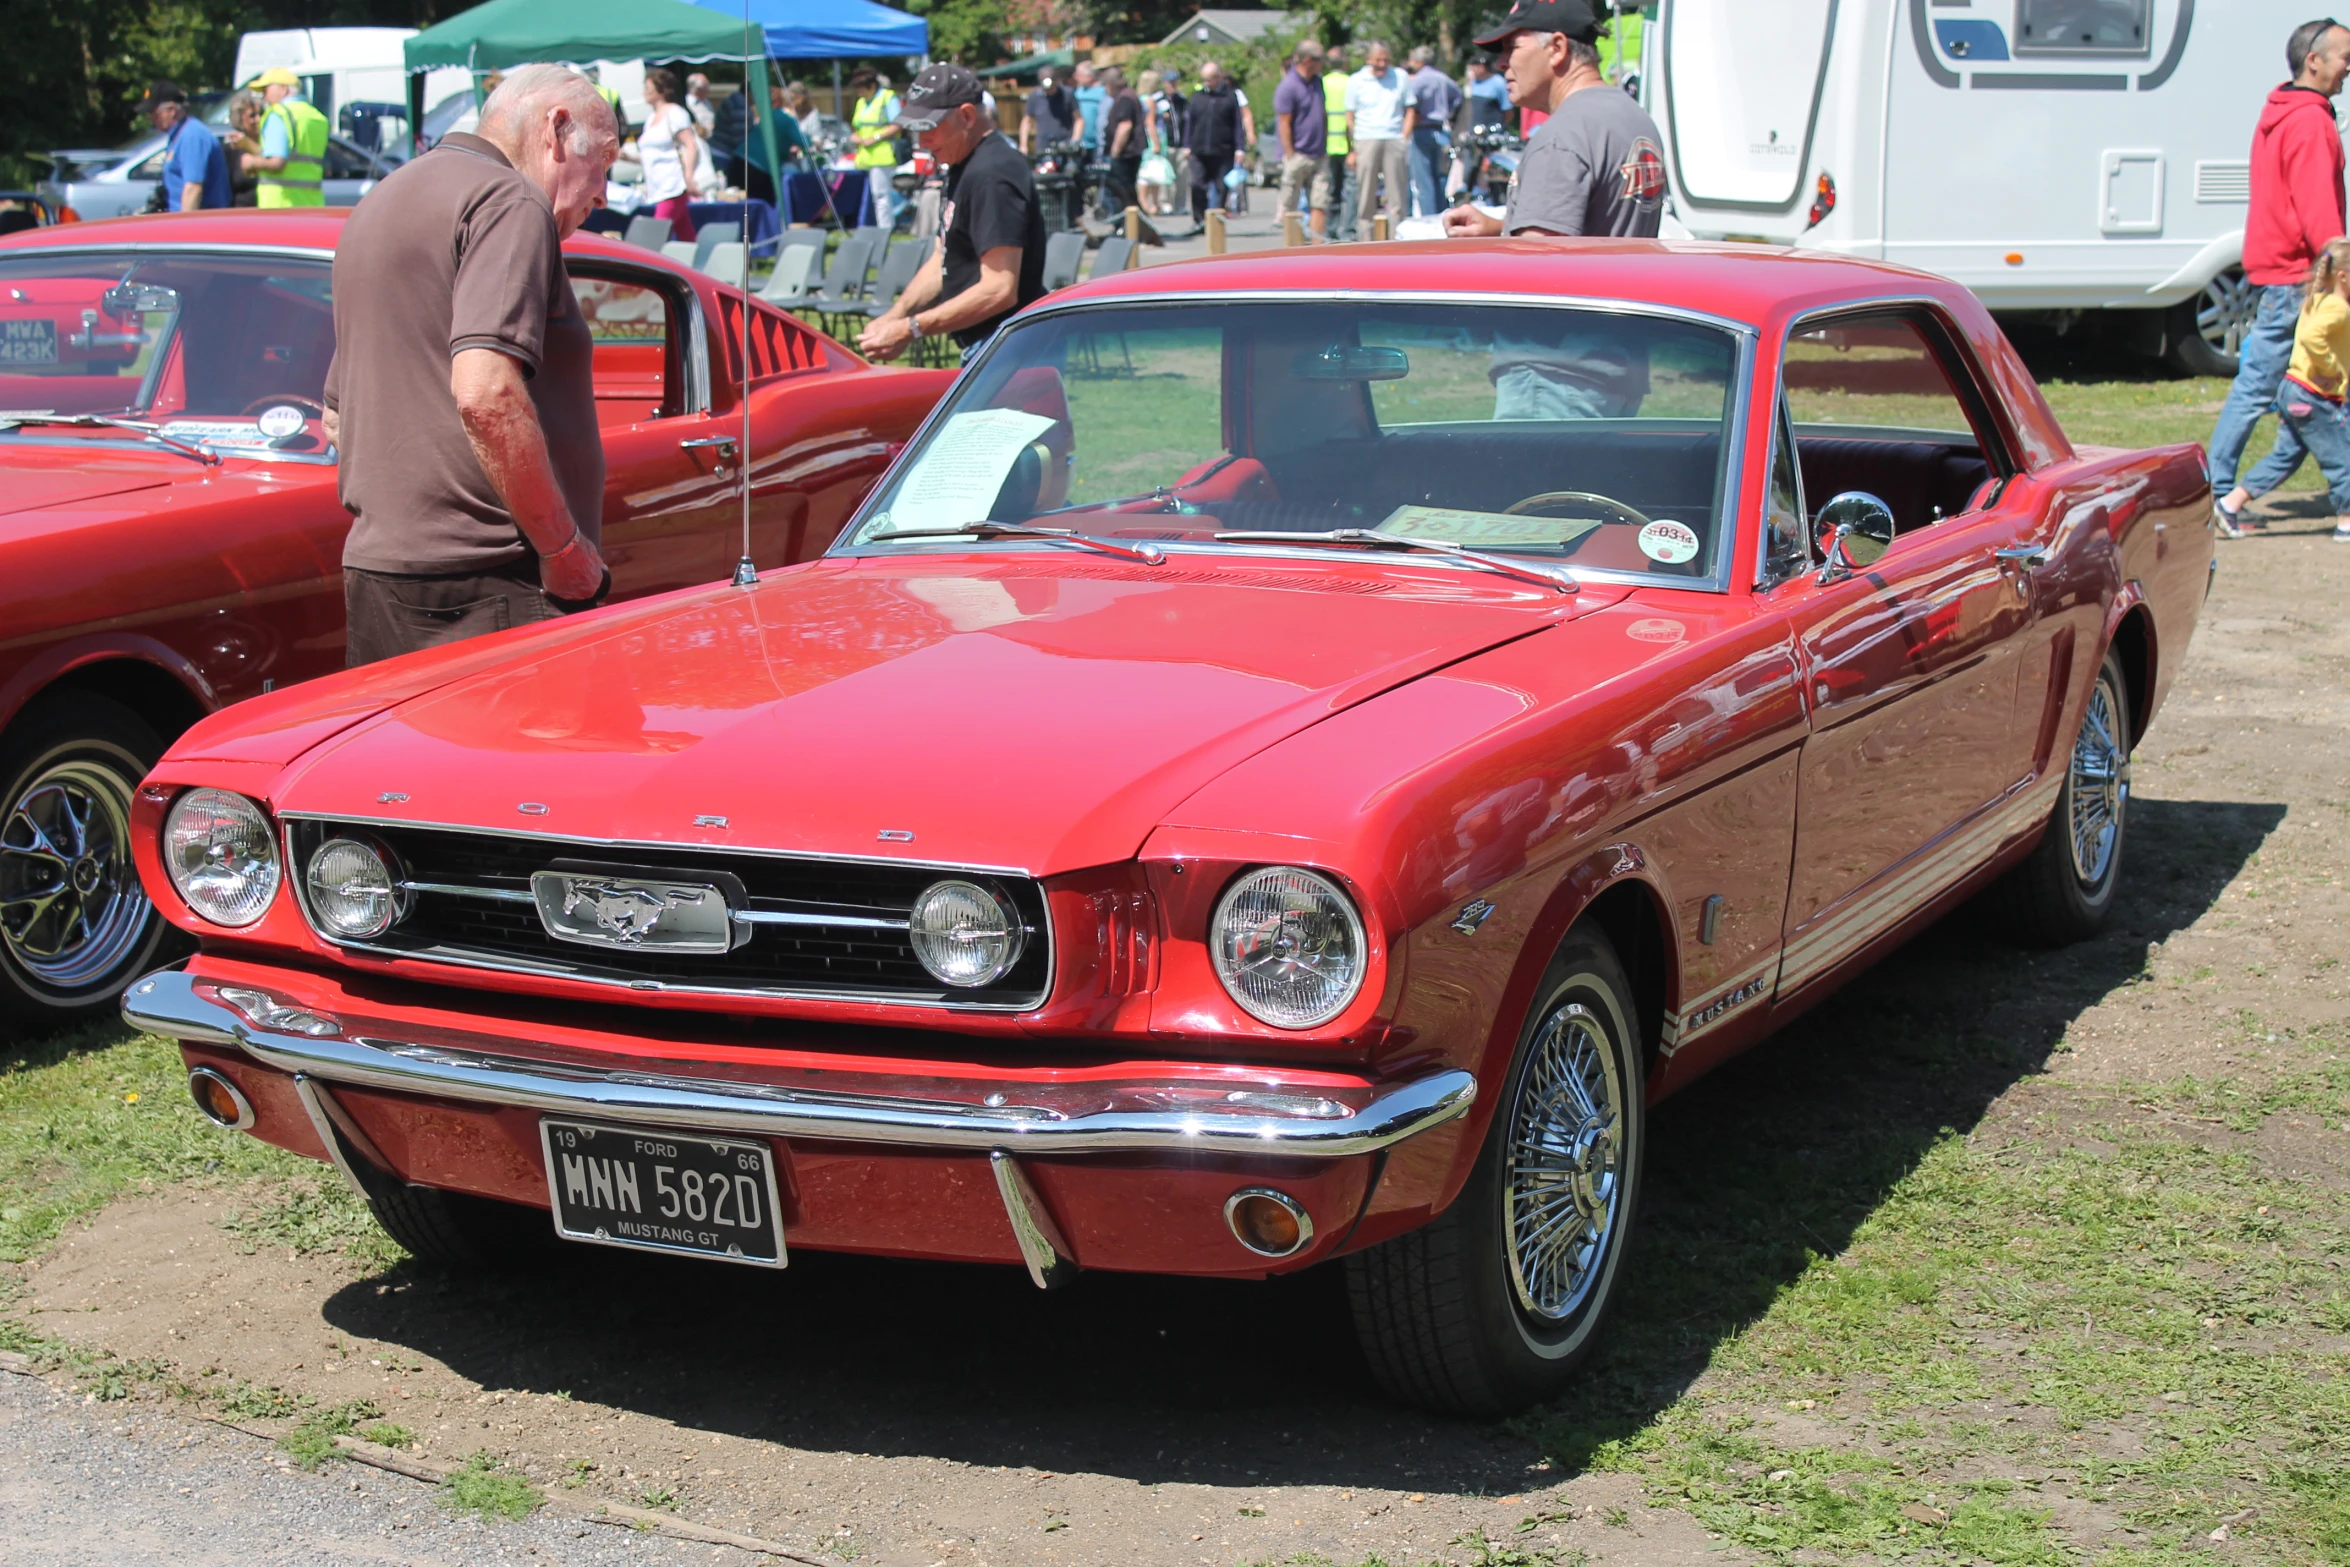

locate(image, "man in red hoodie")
[[2209, 18, 2350, 535]]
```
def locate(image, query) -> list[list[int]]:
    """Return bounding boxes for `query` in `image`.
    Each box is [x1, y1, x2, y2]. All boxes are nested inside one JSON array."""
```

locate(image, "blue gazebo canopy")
[[688, 0, 927, 60]]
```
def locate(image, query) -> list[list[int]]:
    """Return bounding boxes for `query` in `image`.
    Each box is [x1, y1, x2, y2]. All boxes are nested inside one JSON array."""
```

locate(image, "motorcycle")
[[1456, 122, 1522, 208]]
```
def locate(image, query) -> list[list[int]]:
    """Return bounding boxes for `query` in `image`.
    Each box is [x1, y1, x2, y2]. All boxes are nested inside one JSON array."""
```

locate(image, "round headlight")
[[162, 789, 281, 928], [305, 837, 402, 939], [1210, 866, 1367, 1029], [908, 879, 1025, 988]]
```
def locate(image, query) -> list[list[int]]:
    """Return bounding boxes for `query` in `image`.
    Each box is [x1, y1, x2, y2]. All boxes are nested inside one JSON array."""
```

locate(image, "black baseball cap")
[[134, 79, 189, 114], [1474, 0, 1605, 49], [896, 64, 986, 130]]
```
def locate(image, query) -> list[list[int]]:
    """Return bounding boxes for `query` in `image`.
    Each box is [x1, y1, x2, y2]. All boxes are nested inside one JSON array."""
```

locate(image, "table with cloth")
[[586, 198, 782, 252], [781, 170, 875, 228]]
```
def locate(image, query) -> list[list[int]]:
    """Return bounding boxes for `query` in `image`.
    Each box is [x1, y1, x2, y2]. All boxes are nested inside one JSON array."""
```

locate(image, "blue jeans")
[[2240, 381, 2350, 511], [1407, 126, 1450, 217], [2207, 283, 2304, 490]]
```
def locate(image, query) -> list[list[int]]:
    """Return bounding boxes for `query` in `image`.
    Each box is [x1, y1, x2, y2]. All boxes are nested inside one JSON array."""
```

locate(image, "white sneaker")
[[2333, 523, 2350, 542]]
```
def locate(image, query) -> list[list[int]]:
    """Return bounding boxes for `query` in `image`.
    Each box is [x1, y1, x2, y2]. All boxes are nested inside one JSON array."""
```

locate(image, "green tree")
[[3, 0, 441, 189]]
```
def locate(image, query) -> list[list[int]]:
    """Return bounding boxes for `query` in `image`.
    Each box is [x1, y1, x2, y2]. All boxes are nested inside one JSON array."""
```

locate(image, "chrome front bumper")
[[122, 967, 1478, 1159]]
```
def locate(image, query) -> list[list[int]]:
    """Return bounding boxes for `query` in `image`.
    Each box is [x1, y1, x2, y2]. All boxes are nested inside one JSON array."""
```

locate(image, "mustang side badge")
[[1451, 898, 1497, 935], [531, 869, 737, 954]]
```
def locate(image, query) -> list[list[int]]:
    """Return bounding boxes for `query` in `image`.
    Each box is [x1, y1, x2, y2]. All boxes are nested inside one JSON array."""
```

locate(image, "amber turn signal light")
[[187, 1067, 254, 1131], [1225, 1188, 1314, 1258]]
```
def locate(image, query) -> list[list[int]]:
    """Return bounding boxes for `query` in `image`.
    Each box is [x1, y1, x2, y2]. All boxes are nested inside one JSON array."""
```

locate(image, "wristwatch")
[[906, 315, 926, 342]]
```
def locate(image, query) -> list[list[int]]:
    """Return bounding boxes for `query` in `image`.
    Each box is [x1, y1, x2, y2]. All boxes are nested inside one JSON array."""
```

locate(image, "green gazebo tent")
[[402, 0, 782, 191]]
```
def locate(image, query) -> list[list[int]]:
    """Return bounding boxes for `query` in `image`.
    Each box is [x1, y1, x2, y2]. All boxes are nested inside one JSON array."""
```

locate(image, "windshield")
[[0, 250, 336, 460], [842, 300, 1744, 586]]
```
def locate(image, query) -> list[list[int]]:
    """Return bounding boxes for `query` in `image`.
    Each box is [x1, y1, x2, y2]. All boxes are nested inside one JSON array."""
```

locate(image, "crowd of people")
[[991, 0, 1643, 236]]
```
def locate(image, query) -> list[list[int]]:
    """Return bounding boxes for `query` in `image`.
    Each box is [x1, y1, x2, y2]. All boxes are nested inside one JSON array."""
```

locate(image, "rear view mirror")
[[1295, 344, 1409, 381]]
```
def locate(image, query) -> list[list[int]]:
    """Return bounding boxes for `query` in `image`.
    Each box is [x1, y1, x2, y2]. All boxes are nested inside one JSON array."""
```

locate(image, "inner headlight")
[[162, 789, 281, 928], [1210, 866, 1367, 1029], [304, 837, 403, 939], [907, 879, 1024, 988]]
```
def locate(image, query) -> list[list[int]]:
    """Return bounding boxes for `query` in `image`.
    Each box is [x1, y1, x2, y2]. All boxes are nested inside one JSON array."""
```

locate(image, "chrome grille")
[[282, 819, 1052, 1009]]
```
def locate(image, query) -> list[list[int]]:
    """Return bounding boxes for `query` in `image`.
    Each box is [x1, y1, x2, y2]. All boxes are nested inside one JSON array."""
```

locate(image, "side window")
[[572, 274, 674, 423], [1761, 395, 1809, 585], [1782, 311, 2005, 536], [2015, 0, 2148, 54]]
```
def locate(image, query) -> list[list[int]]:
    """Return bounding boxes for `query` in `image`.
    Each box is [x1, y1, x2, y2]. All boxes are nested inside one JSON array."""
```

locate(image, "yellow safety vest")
[[852, 92, 900, 169], [257, 99, 329, 207], [1324, 73, 1349, 155]]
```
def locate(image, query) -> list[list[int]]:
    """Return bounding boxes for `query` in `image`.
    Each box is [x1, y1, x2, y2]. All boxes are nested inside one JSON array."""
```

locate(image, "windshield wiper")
[[0, 413, 219, 466], [1213, 528, 1577, 594], [863, 520, 1166, 565]]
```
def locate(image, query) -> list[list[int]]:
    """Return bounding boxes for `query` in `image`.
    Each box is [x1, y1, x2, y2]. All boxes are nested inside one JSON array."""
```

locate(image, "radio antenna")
[[731, 0, 759, 588]]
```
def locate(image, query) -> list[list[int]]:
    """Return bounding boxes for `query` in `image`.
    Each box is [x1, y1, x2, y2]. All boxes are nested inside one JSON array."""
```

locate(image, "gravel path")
[[0, 1368, 713, 1567]]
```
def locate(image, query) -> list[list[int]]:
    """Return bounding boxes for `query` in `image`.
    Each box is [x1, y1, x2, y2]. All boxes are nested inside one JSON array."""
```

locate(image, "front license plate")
[[539, 1119, 785, 1267], [0, 319, 57, 365]]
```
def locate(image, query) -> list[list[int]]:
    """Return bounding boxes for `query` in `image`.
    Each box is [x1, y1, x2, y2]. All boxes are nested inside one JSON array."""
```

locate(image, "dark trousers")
[[1190, 150, 1234, 222], [345, 565, 565, 668], [1103, 154, 1141, 216], [1329, 151, 1357, 240]]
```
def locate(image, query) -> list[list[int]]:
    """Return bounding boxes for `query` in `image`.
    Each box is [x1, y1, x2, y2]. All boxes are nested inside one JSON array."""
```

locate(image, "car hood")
[[268, 555, 1601, 874], [0, 457, 175, 519]]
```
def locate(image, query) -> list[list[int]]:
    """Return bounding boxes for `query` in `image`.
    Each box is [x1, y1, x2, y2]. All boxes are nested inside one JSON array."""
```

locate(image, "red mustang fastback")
[[125, 242, 2210, 1413], [0, 210, 948, 1025]]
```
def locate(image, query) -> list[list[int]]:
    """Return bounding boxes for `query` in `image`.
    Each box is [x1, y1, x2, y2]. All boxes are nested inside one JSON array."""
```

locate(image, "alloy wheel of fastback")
[[1503, 999, 1625, 1323], [0, 756, 149, 990], [2067, 671, 2129, 888]]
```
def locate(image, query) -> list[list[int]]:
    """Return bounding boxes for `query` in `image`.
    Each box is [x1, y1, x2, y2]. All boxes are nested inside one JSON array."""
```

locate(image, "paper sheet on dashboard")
[[1379, 504, 1605, 548], [883, 408, 1060, 530]]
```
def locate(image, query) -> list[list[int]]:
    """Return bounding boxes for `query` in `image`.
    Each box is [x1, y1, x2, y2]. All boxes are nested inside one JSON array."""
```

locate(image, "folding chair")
[[797, 231, 881, 338], [699, 242, 748, 283], [622, 215, 672, 250], [859, 238, 933, 324], [1087, 236, 1135, 278], [756, 243, 821, 306], [692, 222, 742, 271], [1040, 231, 1087, 292], [661, 240, 700, 269]]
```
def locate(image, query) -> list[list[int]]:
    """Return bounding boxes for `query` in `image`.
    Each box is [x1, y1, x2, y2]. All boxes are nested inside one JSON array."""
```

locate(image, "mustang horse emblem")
[[560, 881, 699, 944]]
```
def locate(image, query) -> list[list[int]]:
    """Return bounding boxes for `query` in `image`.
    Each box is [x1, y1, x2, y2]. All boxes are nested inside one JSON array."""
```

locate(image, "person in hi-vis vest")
[[243, 67, 329, 207]]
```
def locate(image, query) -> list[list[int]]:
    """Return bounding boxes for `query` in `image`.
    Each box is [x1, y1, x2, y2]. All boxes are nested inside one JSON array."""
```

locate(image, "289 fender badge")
[[876, 829, 915, 842], [1451, 898, 1497, 935]]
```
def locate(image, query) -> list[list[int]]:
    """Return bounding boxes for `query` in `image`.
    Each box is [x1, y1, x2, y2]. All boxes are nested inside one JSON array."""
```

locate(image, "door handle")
[[679, 435, 739, 458], [1994, 546, 2049, 568]]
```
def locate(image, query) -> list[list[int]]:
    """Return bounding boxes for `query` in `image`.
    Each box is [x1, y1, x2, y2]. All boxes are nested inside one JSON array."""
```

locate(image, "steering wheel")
[[1503, 490, 1654, 528], [239, 395, 327, 421]]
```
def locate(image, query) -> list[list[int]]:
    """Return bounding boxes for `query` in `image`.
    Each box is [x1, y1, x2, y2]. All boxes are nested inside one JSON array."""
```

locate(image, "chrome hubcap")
[[2197, 268, 2257, 359], [2067, 677, 2128, 887], [1504, 1000, 1624, 1322], [0, 758, 150, 989]]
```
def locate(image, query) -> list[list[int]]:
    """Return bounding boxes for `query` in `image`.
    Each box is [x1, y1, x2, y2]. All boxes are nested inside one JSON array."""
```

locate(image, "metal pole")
[[732, 4, 759, 587]]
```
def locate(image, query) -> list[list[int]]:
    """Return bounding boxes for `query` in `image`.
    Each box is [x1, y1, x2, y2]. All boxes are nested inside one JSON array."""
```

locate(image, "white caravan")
[[232, 29, 471, 154], [1648, 0, 2341, 374]]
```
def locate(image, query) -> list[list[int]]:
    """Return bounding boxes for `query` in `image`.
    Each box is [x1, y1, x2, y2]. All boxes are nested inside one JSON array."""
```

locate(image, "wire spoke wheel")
[[0, 758, 148, 989], [2066, 673, 2129, 888], [1503, 1000, 1625, 1323]]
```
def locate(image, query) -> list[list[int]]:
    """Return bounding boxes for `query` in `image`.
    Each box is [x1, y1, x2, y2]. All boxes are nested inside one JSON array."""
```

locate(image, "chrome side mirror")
[[1813, 491, 1896, 583]]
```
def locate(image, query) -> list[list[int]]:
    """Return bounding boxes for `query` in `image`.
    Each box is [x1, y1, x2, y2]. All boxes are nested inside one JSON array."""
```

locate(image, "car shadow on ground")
[[314, 797, 2283, 1495]]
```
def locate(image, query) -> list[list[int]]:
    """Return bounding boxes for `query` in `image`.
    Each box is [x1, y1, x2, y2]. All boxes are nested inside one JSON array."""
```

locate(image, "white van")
[[1648, 0, 2339, 374], [232, 28, 471, 159]]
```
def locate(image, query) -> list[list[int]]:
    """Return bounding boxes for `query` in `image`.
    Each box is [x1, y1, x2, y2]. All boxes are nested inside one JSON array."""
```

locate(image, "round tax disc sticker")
[[1626, 617, 1686, 643], [1637, 519, 1701, 564], [255, 404, 307, 439]]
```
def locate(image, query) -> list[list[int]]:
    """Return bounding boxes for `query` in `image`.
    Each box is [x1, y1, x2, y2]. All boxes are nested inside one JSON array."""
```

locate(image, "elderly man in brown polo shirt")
[[322, 64, 620, 667]]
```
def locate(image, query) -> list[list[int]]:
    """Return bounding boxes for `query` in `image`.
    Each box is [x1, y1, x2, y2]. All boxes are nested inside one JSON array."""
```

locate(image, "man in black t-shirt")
[[1098, 67, 1146, 216], [860, 64, 1049, 365]]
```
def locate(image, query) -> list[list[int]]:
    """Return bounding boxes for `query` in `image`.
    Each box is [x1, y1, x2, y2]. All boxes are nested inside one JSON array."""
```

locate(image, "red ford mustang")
[[0, 210, 950, 1025], [125, 241, 2211, 1413]]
